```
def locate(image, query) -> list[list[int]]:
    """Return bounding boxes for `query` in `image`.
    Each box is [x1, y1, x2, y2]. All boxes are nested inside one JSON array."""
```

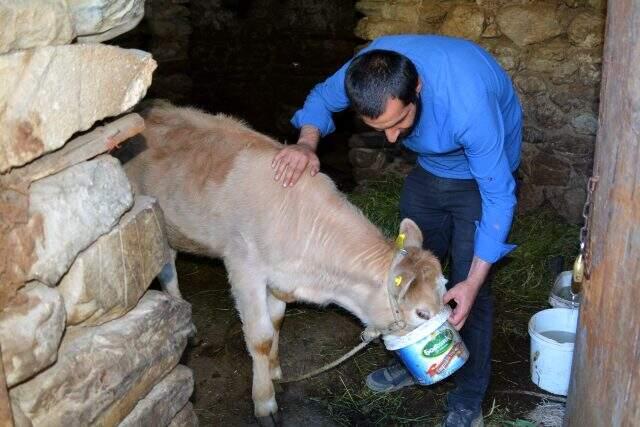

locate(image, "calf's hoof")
[[256, 411, 282, 427]]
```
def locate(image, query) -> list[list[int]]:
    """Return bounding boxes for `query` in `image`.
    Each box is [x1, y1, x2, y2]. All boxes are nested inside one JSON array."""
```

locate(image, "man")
[[272, 34, 522, 427]]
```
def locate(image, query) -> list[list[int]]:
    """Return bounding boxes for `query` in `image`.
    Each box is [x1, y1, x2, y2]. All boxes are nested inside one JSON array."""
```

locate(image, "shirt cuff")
[[291, 109, 335, 137], [473, 221, 517, 264]]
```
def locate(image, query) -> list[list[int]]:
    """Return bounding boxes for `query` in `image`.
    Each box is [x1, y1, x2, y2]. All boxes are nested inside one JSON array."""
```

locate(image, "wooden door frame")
[[565, 0, 640, 425]]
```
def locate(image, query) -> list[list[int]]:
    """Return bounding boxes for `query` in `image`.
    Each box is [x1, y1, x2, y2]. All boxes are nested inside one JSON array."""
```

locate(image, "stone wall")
[[0, 1, 197, 426], [351, 0, 607, 223]]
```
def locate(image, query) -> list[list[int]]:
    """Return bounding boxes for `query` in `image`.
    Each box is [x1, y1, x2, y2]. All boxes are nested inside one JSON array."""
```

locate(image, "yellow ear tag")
[[395, 233, 406, 249], [394, 275, 403, 287]]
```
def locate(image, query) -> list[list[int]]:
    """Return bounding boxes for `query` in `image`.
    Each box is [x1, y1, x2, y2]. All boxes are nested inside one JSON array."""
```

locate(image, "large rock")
[[378, 1, 448, 27], [533, 96, 566, 129], [550, 135, 595, 160], [523, 126, 545, 145], [497, 4, 563, 47], [58, 196, 170, 326], [514, 74, 547, 95], [527, 152, 571, 186], [439, 4, 484, 41], [551, 60, 580, 85], [0, 44, 156, 172], [570, 112, 598, 135], [568, 12, 604, 48], [0, 283, 65, 387], [355, 0, 385, 17], [119, 365, 194, 427], [550, 88, 590, 113], [0, 0, 74, 54], [168, 402, 198, 427], [355, 16, 420, 40], [0, 185, 43, 310], [558, 185, 587, 223], [70, 0, 145, 43], [577, 61, 601, 86], [0, 0, 145, 53], [486, 40, 520, 71], [533, 39, 568, 62], [28, 156, 134, 286], [418, 2, 448, 26], [10, 291, 194, 427], [381, 2, 420, 24]]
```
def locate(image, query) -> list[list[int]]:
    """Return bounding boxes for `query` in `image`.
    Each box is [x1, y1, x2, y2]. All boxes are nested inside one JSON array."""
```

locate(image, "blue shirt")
[[291, 35, 522, 264]]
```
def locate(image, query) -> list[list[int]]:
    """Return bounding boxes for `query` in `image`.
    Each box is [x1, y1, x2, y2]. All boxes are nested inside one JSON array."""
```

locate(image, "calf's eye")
[[416, 309, 431, 320]]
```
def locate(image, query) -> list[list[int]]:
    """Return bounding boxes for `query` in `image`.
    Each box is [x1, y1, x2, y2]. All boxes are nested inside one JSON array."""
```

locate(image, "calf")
[[118, 100, 445, 425]]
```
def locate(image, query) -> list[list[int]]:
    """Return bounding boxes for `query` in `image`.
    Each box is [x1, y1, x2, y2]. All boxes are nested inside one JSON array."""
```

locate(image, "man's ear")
[[416, 78, 422, 95], [399, 218, 423, 249]]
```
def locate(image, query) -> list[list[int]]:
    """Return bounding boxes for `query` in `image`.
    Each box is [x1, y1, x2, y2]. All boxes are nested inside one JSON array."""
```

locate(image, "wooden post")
[[1, 113, 144, 187], [0, 346, 14, 427], [565, 1, 640, 425]]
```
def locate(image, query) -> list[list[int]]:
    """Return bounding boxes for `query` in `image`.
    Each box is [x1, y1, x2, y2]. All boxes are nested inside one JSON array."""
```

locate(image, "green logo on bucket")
[[423, 330, 454, 358]]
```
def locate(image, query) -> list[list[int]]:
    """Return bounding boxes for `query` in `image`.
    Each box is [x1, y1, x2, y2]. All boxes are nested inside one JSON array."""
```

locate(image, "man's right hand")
[[272, 125, 321, 187]]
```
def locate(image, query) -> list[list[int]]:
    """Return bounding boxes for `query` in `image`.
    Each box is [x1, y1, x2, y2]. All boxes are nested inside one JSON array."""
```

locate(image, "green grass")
[[348, 174, 404, 238], [493, 210, 579, 337]]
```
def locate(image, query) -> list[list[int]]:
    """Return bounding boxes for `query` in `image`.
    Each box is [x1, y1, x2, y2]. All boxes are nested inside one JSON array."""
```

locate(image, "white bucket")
[[548, 271, 581, 309], [383, 306, 469, 385], [528, 308, 578, 396]]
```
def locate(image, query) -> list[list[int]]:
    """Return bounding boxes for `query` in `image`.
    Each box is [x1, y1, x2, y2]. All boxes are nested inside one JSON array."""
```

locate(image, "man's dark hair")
[[345, 49, 419, 119]]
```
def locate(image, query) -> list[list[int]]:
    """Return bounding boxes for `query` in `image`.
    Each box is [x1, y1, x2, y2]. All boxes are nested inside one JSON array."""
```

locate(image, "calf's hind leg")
[[158, 248, 182, 298], [227, 263, 280, 424]]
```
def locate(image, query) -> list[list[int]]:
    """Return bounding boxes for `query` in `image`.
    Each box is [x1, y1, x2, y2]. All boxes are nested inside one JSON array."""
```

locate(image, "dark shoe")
[[365, 361, 416, 393], [442, 407, 484, 427]]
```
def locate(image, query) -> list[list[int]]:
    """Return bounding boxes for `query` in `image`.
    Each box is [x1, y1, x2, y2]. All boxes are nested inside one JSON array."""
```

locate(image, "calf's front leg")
[[267, 291, 287, 381], [227, 263, 280, 424]]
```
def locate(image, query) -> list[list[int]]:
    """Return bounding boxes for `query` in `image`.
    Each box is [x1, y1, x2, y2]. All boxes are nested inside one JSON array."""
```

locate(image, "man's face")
[[361, 81, 422, 144], [362, 98, 418, 144]]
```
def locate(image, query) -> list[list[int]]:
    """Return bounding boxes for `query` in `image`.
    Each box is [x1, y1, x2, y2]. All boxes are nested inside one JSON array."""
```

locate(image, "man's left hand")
[[443, 256, 491, 330], [443, 280, 481, 330]]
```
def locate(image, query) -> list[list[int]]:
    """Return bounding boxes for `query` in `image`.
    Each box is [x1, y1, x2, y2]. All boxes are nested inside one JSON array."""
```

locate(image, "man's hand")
[[443, 280, 480, 330], [443, 256, 491, 330], [272, 125, 321, 187]]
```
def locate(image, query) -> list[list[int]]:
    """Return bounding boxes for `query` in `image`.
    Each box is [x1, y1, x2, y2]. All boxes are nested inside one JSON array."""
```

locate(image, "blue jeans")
[[399, 165, 495, 412]]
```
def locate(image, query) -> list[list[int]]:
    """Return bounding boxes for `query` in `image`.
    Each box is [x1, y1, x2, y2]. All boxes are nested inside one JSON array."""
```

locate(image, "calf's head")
[[380, 218, 446, 332]]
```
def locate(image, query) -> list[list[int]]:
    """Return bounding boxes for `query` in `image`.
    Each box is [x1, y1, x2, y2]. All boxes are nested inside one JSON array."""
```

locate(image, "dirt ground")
[[177, 254, 552, 427]]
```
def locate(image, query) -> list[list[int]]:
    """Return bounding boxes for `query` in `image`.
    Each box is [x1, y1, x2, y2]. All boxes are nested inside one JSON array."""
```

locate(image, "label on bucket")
[[423, 329, 454, 358], [394, 322, 469, 385]]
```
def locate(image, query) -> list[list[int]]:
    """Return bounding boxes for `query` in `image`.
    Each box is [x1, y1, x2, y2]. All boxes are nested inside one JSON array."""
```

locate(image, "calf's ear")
[[388, 253, 417, 301], [389, 269, 416, 302], [398, 218, 423, 249]]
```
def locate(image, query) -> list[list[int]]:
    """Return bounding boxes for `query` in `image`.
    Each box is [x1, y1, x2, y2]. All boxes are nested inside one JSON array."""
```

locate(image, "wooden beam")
[[1, 113, 144, 186], [565, 0, 640, 425], [0, 346, 14, 427]]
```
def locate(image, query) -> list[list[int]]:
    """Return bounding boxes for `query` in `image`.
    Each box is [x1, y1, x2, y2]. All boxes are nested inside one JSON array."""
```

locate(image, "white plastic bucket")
[[548, 271, 581, 309], [528, 308, 579, 396], [383, 306, 469, 385]]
